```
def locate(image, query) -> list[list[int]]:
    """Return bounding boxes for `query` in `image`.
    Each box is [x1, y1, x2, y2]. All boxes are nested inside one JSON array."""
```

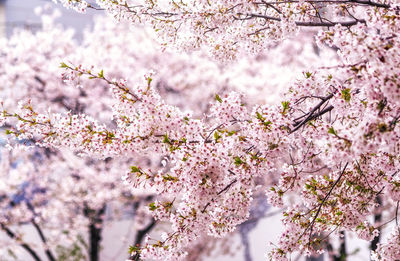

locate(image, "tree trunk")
[[84, 205, 106, 261]]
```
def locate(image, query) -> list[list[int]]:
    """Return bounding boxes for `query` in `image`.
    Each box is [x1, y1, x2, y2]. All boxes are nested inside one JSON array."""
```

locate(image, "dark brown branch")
[[87, 4, 105, 11], [134, 219, 157, 246], [26, 202, 56, 261], [378, 98, 387, 116], [34, 76, 46, 87], [291, 93, 334, 133], [327, 241, 335, 261], [303, 163, 348, 242], [202, 178, 238, 213], [295, 105, 334, 129], [0, 223, 42, 261], [263, 0, 283, 14], [396, 201, 400, 234], [217, 178, 238, 195], [302, 165, 328, 174], [31, 220, 56, 261], [204, 123, 225, 143], [236, 13, 365, 27], [296, 19, 365, 27], [84, 205, 106, 261], [338, 231, 347, 261], [129, 219, 157, 261], [255, 0, 390, 8], [370, 196, 382, 251], [389, 112, 400, 130], [309, 2, 324, 24], [238, 13, 281, 21]]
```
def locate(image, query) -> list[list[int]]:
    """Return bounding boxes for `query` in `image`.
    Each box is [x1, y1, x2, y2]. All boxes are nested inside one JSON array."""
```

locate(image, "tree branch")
[[129, 219, 157, 260], [27, 202, 56, 261], [291, 93, 334, 133], [202, 178, 238, 213], [0, 223, 42, 261], [301, 163, 348, 242], [84, 205, 106, 261], [236, 13, 365, 27], [338, 231, 347, 261], [255, 0, 390, 8], [31, 220, 56, 261], [134, 219, 157, 247], [370, 196, 382, 252]]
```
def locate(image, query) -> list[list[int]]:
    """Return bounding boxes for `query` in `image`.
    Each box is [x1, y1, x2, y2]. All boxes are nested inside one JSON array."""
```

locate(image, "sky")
[[2, 0, 96, 39]]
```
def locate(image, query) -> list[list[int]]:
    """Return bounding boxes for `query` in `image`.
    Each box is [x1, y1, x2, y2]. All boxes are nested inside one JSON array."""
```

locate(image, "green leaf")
[[163, 133, 171, 144], [128, 245, 141, 254], [341, 88, 351, 102], [234, 156, 244, 166], [227, 130, 236, 136], [281, 101, 290, 115], [215, 94, 222, 103], [59, 62, 69, 68], [7, 249, 17, 259], [256, 111, 272, 129], [361, 100, 368, 107], [98, 69, 104, 78], [268, 143, 279, 150], [163, 174, 178, 182], [256, 111, 263, 121], [328, 127, 337, 135], [214, 131, 222, 142], [149, 202, 159, 211], [130, 166, 142, 173]]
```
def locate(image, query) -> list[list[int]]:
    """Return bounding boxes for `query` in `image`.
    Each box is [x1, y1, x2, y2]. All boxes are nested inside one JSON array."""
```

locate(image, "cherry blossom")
[[2, 0, 400, 260]]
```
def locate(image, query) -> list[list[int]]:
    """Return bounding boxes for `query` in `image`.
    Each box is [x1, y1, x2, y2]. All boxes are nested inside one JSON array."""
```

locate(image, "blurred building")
[[0, 0, 97, 39]]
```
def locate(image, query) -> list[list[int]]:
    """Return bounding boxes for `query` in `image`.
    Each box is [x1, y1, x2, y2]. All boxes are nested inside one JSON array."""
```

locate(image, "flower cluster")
[[53, 0, 392, 59], [2, 0, 400, 260]]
